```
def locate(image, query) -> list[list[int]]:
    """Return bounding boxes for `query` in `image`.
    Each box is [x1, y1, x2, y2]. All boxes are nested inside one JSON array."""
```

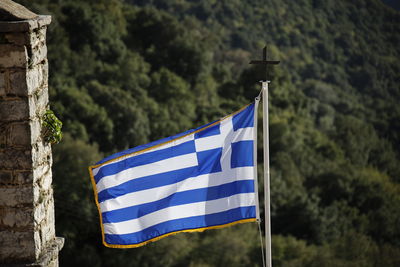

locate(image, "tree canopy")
[[18, 0, 400, 266]]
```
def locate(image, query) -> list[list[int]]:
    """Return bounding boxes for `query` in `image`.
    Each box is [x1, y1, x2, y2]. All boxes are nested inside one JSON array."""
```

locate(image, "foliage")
[[42, 110, 63, 144], [18, 0, 400, 266]]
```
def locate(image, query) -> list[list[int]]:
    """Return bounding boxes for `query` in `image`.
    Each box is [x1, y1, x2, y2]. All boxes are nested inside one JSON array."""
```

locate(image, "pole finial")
[[250, 45, 280, 82]]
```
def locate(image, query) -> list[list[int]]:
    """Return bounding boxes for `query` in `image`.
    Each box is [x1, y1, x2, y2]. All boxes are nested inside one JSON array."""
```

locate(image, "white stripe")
[[195, 127, 253, 152], [91, 134, 195, 177], [100, 166, 255, 212], [96, 153, 198, 193], [103, 193, 256, 235]]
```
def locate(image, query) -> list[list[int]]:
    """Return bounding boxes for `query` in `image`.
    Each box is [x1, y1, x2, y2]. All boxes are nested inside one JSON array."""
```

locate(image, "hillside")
[[18, 0, 400, 266]]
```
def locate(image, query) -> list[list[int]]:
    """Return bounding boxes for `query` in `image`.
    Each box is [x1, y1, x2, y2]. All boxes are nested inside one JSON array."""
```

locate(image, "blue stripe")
[[232, 103, 254, 131], [95, 103, 253, 166], [96, 128, 196, 165], [104, 206, 256, 245], [98, 147, 227, 203], [102, 180, 255, 223], [96, 119, 219, 165], [98, 166, 198, 203], [194, 123, 220, 139], [94, 140, 196, 183]]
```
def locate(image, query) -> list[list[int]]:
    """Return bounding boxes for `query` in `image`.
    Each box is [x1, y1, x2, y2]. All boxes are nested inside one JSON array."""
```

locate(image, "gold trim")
[[89, 103, 251, 170], [103, 218, 257, 249], [88, 102, 255, 248], [88, 166, 108, 247]]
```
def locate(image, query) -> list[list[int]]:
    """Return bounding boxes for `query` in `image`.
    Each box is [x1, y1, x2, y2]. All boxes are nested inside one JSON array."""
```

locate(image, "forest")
[[18, 0, 400, 266]]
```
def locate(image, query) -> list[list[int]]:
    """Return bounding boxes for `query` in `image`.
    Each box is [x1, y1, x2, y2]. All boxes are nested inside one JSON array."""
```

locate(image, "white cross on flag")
[[89, 102, 260, 248]]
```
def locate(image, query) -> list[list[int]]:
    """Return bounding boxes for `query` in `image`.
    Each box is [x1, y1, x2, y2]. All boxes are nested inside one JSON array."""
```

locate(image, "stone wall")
[[0, 14, 63, 266]]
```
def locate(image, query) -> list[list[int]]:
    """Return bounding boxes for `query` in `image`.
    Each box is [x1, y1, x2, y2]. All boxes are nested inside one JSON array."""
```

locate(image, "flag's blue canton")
[[89, 103, 258, 248]]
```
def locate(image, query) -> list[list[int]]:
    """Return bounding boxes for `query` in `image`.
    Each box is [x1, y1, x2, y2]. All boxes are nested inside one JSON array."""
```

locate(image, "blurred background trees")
[[18, 0, 400, 266]]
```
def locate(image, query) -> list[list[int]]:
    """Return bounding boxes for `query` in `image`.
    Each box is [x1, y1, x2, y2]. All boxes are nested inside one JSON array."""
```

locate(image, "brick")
[[0, 206, 33, 228], [0, 230, 36, 262], [0, 148, 32, 169], [9, 122, 31, 146], [0, 185, 33, 206], [0, 44, 27, 68], [0, 98, 30, 121]]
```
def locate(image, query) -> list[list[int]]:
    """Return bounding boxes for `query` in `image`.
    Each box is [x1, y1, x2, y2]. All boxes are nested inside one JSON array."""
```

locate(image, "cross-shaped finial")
[[249, 46, 280, 82]]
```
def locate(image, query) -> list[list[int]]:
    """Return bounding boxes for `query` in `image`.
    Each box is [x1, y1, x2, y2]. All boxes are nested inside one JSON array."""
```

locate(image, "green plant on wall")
[[42, 110, 63, 144]]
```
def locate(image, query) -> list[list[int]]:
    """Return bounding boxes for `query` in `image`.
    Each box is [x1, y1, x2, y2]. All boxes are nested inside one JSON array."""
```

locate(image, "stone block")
[[0, 148, 32, 169], [30, 28, 47, 49], [40, 59, 48, 87], [33, 181, 40, 203], [33, 164, 50, 183], [29, 43, 47, 67], [0, 71, 6, 96], [35, 237, 63, 267], [13, 171, 34, 185], [29, 87, 48, 118], [0, 98, 30, 121], [0, 206, 33, 229], [30, 118, 42, 144], [0, 170, 13, 185], [39, 215, 55, 246], [8, 70, 26, 96], [5, 32, 29, 45], [0, 19, 39, 33], [32, 141, 51, 167], [0, 44, 27, 68], [37, 169, 53, 192], [0, 230, 36, 262], [0, 123, 7, 148], [0, 185, 33, 206], [9, 65, 44, 96], [9, 70, 26, 95], [34, 229, 42, 259], [37, 16, 52, 28], [9, 122, 31, 146], [28, 64, 43, 90], [33, 183, 52, 205], [34, 199, 47, 225]]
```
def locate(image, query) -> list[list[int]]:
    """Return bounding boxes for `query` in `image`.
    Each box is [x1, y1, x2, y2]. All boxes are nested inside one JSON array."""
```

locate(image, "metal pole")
[[262, 80, 272, 267]]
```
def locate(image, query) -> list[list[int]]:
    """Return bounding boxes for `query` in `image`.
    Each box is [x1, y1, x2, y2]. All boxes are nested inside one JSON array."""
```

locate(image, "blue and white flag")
[[89, 101, 260, 248]]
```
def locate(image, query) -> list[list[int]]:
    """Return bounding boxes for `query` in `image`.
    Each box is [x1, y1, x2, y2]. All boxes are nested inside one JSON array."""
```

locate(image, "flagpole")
[[250, 45, 279, 267], [262, 80, 272, 267]]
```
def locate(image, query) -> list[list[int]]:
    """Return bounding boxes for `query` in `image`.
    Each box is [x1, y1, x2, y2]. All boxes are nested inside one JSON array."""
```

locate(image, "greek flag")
[[88, 101, 260, 248]]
